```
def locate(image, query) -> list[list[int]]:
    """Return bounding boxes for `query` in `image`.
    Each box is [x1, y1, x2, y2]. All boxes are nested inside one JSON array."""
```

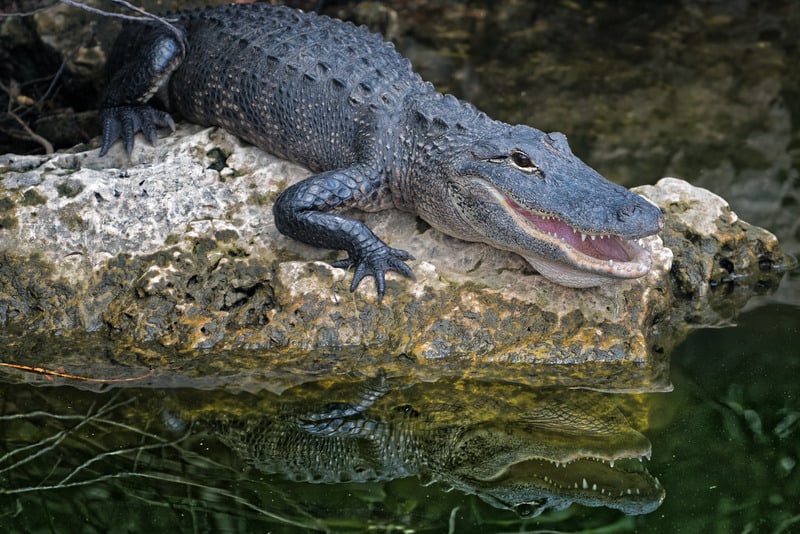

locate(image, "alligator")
[[99, 3, 664, 297], [211, 376, 665, 518]]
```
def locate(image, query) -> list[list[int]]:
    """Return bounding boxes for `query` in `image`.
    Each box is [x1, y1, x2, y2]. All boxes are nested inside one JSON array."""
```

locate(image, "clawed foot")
[[332, 246, 415, 299], [99, 105, 175, 157]]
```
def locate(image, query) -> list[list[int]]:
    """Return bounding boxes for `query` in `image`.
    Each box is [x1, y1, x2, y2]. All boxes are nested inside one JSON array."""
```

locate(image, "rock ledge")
[[0, 126, 792, 390]]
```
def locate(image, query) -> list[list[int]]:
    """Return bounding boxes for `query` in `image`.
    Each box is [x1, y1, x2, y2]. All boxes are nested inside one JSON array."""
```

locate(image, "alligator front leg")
[[273, 169, 415, 299], [296, 371, 391, 437]]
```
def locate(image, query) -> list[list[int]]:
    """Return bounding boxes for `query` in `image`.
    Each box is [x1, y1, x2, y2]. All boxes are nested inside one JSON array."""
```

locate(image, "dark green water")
[[1, 294, 798, 533]]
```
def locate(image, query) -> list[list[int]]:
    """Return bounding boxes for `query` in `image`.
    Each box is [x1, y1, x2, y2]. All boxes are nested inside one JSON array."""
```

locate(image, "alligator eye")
[[515, 504, 535, 517], [514, 501, 545, 518], [510, 150, 534, 170]]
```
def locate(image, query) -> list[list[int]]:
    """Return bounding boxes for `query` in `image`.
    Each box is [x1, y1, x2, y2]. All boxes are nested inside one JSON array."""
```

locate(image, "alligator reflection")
[[211, 374, 665, 518]]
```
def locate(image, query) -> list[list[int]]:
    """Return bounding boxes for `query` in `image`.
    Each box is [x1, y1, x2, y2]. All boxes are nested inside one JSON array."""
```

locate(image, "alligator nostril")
[[617, 204, 639, 221]]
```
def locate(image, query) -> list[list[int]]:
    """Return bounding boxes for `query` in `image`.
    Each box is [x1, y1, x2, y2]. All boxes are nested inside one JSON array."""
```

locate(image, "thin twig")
[[59, 0, 186, 52], [4, 110, 54, 153], [2, 471, 327, 530], [0, 362, 154, 382], [0, 2, 58, 18], [0, 395, 134, 472], [58, 430, 192, 485]]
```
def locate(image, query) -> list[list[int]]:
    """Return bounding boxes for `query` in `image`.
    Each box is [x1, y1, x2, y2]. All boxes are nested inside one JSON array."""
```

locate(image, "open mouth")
[[503, 196, 652, 279], [505, 455, 664, 513], [471, 453, 664, 517]]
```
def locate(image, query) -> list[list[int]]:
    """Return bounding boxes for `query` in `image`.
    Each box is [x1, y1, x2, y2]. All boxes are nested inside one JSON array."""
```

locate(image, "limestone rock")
[[0, 126, 792, 391]]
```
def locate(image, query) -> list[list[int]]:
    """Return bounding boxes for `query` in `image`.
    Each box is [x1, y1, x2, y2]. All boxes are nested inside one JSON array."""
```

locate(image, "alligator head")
[[441, 409, 665, 517], [439, 124, 664, 287]]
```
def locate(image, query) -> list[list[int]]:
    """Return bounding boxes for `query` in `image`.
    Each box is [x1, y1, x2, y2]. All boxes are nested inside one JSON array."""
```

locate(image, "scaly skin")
[[99, 4, 664, 297], [213, 376, 665, 517]]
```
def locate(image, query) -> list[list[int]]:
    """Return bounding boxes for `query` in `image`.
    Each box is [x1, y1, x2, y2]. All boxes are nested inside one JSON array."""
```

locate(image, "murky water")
[[1, 300, 798, 533], [1, 0, 799, 532]]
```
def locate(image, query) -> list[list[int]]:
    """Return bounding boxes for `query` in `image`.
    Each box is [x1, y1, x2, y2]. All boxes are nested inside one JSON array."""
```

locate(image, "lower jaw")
[[521, 254, 648, 288]]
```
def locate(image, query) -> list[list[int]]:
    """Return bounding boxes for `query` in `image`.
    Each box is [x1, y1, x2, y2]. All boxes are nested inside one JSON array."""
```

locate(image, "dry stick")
[[0, 3, 58, 17], [0, 80, 56, 153], [0, 395, 135, 472], [0, 362, 154, 382], [58, 429, 192, 485], [1, 1, 183, 153], [9, 55, 68, 120], [28, 41, 73, 118], [0, 1, 181, 36], [5, 108, 55, 153], [0, 395, 324, 530], [0, 11, 84, 152], [3, 471, 325, 530], [58, 0, 186, 50]]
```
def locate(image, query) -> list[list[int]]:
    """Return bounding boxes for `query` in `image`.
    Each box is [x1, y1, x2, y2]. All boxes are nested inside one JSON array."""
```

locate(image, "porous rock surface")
[[0, 126, 792, 391]]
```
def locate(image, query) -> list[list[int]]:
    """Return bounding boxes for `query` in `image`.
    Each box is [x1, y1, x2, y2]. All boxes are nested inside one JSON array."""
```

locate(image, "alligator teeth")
[[582, 478, 589, 490], [608, 259, 614, 267], [581, 233, 587, 242], [591, 235, 596, 241], [610, 460, 615, 468]]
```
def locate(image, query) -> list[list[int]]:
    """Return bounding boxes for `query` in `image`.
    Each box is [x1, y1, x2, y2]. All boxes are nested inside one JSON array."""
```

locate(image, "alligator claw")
[[333, 246, 415, 299], [99, 105, 176, 157]]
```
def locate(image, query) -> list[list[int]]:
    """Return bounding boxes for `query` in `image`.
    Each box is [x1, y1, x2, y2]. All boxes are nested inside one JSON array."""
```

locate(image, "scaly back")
[[168, 4, 427, 171]]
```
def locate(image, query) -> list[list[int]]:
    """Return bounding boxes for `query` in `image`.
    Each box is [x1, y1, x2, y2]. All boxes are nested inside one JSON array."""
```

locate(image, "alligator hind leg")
[[98, 23, 187, 156], [273, 168, 415, 299]]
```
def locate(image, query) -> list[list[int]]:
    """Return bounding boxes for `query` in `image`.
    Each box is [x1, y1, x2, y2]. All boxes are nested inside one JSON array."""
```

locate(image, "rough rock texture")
[[0, 126, 793, 391]]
